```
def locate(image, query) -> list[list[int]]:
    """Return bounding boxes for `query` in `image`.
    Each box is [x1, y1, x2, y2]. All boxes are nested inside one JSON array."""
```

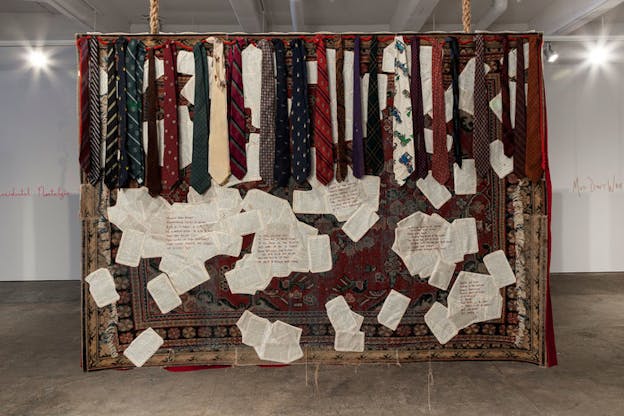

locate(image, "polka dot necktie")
[[161, 41, 180, 191], [290, 39, 311, 184]]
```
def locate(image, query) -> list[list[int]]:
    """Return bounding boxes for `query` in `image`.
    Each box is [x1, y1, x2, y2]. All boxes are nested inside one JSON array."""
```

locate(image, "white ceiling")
[[0, 0, 623, 41]]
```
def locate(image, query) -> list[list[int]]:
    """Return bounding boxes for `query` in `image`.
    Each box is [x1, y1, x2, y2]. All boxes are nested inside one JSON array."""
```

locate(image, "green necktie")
[[190, 42, 212, 194], [125, 39, 146, 184]]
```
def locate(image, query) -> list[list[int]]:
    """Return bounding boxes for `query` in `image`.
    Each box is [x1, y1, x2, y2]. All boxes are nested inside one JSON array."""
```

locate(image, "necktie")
[[208, 37, 231, 184], [145, 48, 161, 196], [104, 43, 119, 189], [290, 39, 311, 184], [161, 41, 180, 190], [125, 39, 145, 185], [447, 36, 462, 167], [365, 36, 383, 176], [313, 36, 334, 185], [190, 41, 212, 194], [228, 40, 247, 180], [351, 36, 364, 178], [514, 39, 527, 177], [473, 35, 490, 177], [258, 39, 276, 188], [273, 39, 290, 187], [526, 37, 543, 181], [87, 37, 101, 185], [115, 37, 130, 188], [431, 38, 450, 184], [335, 36, 348, 182], [78, 37, 90, 180], [410, 36, 427, 179], [500, 36, 514, 157], [390, 35, 415, 185]]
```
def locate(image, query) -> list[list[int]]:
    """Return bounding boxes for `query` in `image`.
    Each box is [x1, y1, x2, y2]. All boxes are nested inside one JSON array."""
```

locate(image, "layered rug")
[[80, 33, 556, 370]]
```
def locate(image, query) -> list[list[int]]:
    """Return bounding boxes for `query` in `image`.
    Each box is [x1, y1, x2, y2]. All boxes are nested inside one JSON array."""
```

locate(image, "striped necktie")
[[78, 37, 90, 180], [228, 40, 247, 180], [335, 36, 348, 182], [365, 36, 383, 176], [273, 38, 291, 187], [514, 39, 527, 177], [473, 35, 490, 177], [145, 48, 161, 196], [87, 37, 101, 185], [161, 41, 180, 190], [125, 39, 146, 185], [351, 36, 364, 178], [258, 40, 276, 188], [500, 36, 514, 157], [290, 39, 311, 184], [313, 36, 334, 185], [104, 43, 119, 189], [447, 36, 462, 167], [526, 37, 543, 181], [431, 38, 450, 184], [410, 36, 427, 179], [190, 41, 212, 194], [115, 37, 130, 188]]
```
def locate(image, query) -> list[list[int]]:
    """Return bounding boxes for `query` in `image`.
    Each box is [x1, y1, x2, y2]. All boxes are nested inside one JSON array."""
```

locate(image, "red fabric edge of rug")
[[163, 364, 290, 372], [540, 36, 558, 367]]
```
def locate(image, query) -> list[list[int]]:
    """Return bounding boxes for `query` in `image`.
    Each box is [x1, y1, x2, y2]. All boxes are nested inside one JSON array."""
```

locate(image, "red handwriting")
[[572, 176, 624, 197], [0, 186, 71, 200]]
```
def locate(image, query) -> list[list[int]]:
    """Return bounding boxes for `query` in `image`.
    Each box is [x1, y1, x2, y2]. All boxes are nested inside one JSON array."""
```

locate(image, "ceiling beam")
[[22, 0, 129, 32], [390, 0, 440, 32], [530, 0, 624, 35], [228, 0, 266, 33]]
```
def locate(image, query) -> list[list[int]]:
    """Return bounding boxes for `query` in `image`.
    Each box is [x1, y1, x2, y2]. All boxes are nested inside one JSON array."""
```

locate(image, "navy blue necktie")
[[273, 39, 290, 187], [446, 36, 462, 167], [290, 39, 311, 184], [115, 37, 130, 188], [190, 42, 212, 194]]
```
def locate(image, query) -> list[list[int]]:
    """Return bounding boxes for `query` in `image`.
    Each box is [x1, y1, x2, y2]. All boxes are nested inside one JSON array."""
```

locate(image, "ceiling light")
[[544, 42, 559, 63], [588, 44, 609, 66], [27, 49, 49, 69]]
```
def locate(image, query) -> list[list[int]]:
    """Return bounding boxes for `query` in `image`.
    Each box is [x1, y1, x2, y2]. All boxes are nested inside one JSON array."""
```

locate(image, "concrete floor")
[[0, 275, 623, 416]]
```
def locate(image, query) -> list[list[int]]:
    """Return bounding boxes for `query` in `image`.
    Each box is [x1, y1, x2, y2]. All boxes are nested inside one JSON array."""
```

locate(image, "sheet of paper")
[[257, 341, 304, 364], [351, 311, 364, 331], [489, 140, 513, 179], [116, 229, 145, 267], [123, 327, 164, 367], [453, 160, 477, 195], [225, 261, 272, 294], [292, 187, 329, 214], [158, 254, 189, 275], [416, 172, 452, 210], [334, 331, 365, 352], [222, 210, 263, 236], [342, 204, 379, 242], [326, 180, 366, 221], [237, 311, 272, 348], [325, 295, 358, 332], [268, 320, 302, 345], [307, 234, 332, 273], [424, 302, 459, 345], [484, 250, 516, 288], [360, 175, 381, 212], [147, 273, 182, 314], [242, 189, 294, 225], [447, 271, 500, 325], [85, 268, 119, 307], [452, 217, 479, 255], [168, 262, 211, 295], [165, 204, 219, 256], [428, 258, 456, 291], [142, 234, 167, 258], [377, 289, 411, 331]]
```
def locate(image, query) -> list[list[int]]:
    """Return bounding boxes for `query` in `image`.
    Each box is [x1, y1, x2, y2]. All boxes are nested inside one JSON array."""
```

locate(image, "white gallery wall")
[[0, 42, 622, 281]]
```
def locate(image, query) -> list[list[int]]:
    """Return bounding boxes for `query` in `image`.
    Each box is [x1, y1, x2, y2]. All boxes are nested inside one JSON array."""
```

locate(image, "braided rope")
[[462, 0, 471, 33], [149, 0, 159, 34]]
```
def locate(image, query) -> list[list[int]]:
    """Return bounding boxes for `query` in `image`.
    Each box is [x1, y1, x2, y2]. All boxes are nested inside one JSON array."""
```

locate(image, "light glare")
[[28, 50, 48, 69]]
